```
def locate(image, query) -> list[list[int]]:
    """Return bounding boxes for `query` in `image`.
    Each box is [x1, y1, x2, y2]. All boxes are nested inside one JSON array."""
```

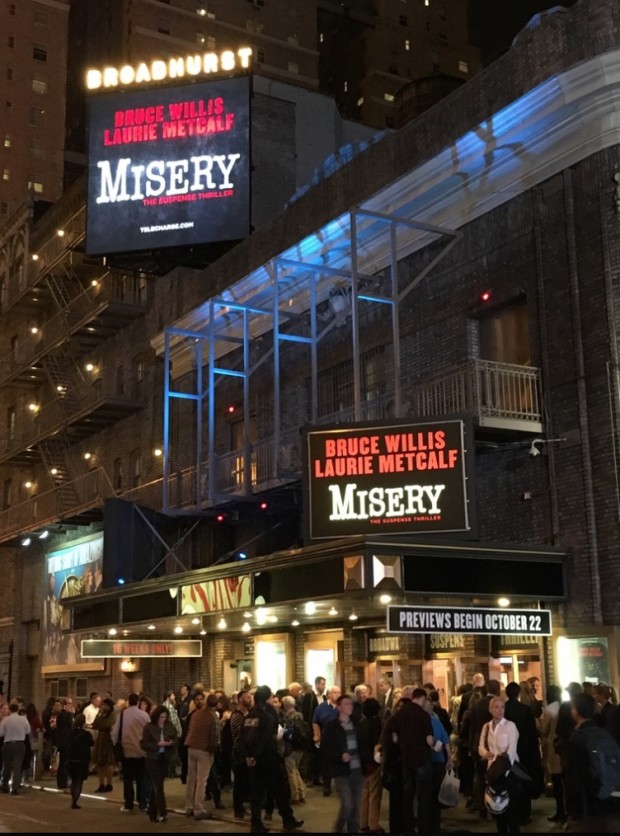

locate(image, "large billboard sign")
[[306, 420, 470, 539], [86, 75, 251, 255]]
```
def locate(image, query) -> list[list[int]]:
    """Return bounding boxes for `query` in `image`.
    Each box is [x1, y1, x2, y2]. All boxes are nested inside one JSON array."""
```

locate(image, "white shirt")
[[111, 705, 149, 759], [83, 703, 100, 729], [0, 713, 31, 742], [479, 718, 519, 765]]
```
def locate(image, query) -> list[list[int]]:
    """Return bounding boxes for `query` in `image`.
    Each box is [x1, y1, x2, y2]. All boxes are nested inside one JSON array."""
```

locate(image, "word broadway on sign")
[[95, 154, 241, 204]]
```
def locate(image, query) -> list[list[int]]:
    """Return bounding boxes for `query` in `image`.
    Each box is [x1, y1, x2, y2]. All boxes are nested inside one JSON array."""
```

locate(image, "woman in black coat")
[[321, 694, 363, 834], [140, 705, 178, 823], [67, 714, 93, 810]]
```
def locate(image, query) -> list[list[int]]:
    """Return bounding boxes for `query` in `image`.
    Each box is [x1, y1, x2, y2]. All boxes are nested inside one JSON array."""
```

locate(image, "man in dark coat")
[[504, 681, 542, 824]]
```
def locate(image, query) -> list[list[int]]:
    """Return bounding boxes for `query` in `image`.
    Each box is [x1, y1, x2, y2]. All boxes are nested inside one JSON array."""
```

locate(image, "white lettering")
[[96, 158, 131, 204], [213, 153, 241, 189], [166, 159, 190, 195], [328, 482, 447, 521]]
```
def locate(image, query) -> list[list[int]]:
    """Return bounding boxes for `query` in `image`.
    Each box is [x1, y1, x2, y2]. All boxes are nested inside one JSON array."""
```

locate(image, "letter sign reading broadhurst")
[[305, 420, 470, 539], [86, 76, 250, 255]]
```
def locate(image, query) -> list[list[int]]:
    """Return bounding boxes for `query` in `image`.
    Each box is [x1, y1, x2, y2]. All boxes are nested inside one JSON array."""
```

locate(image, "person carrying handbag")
[[478, 697, 521, 834]]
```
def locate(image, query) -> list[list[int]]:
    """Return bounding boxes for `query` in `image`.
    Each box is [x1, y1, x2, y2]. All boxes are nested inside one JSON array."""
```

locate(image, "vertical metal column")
[[207, 299, 216, 503], [310, 271, 318, 423], [390, 222, 402, 417], [163, 329, 171, 512], [243, 308, 251, 495], [272, 262, 281, 479], [350, 211, 362, 421], [195, 338, 203, 511]]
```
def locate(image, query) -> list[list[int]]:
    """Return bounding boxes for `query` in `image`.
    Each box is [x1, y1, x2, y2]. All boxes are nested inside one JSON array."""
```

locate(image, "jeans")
[[233, 760, 249, 815], [430, 761, 446, 832], [146, 756, 168, 820], [403, 761, 433, 833], [284, 750, 305, 802], [387, 767, 404, 834], [122, 756, 146, 810], [360, 767, 383, 831], [186, 748, 213, 815], [248, 754, 295, 829], [2, 742, 25, 791], [334, 768, 364, 833]]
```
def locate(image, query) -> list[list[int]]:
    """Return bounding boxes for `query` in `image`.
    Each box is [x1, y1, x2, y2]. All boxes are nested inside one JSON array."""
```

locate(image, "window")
[[31, 181, 43, 193], [343, 81, 348, 92], [32, 77, 47, 95], [33, 44, 47, 62], [405, 39, 410, 51], [3, 135, 11, 148], [6, 68, 13, 81], [287, 61, 299, 74], [156, 22, 170, 34], [29, 107, 44, 126], [133, 359, 146, 398], [197, 33, 205, 45], [8, 36, 14, 48], [315, 347, 386, 420], [383, 92, 395, 102], [319, 32, 324, 43], [399, 14, 407, 25], [33, 8, 48, 26], [6, 407, 15, 441], [29, 137, 45, 157], [459, 60, 469, 73], [113, 458, 123, 491], [2, 168, 9, 181], [3, 479, 12, 510], [207, 36, 215, 49], [357, 96, 364, 106], [130, 449, 142, 488], [116, 365, 124, 395], [257, 48, 265, 63]]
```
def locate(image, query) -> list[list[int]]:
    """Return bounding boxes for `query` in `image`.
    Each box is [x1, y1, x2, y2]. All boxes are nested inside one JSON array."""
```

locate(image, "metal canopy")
[[162, 208, 460, 513]]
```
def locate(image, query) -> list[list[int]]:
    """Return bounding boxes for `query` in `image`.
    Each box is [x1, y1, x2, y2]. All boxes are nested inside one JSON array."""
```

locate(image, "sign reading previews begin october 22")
[[81, 639, 203, 658], [387, 605, 552, 637], [86, 75, 251, 255], [306, 420, 469, 539]]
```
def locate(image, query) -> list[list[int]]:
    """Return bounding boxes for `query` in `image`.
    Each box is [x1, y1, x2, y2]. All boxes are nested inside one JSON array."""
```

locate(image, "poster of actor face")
[[86, 75, 251, 255], [42, 534, 104, 670]]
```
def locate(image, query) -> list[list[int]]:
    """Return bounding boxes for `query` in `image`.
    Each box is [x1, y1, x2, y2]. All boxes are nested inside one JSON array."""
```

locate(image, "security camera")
[[529, 439, 543, 457]]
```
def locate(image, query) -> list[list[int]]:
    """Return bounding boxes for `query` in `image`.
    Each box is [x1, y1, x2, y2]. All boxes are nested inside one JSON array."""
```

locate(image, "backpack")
[[290, 716, 311, 751], [580, 724, 620, 801]]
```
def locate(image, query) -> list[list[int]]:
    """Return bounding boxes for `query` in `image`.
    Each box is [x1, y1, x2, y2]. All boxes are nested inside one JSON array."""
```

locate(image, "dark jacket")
[[434, 705, 452, 737], [458, 687, 485, 731], [55, 709, 73, 748], [359, 715, 382, 775], [565, 719, 619, 820], [321, 716, 361, 779], [301, 691, 320, 725], [140, 720, 178, 760], [238, 704, 277, 763], [504, 698, 540, 772], [469, 695, 492, 752], [68, 727, 93, 767], [390, 700, 432, 772]]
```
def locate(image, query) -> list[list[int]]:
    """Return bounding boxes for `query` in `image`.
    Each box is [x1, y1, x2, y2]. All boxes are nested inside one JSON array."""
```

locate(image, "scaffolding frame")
[[162, 209, 460, 513]]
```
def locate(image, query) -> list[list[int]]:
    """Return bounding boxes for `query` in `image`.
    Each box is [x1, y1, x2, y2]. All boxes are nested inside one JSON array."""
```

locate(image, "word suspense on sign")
[[387, 605, 552, 637], [86, 76, 250, 255], [306, 420, 470, 539]]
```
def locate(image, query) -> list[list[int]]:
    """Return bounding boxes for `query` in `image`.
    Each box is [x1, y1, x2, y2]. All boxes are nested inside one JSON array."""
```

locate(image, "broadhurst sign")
[[387, 605, 552, 637], [306, 420, 470, 539], [86, 75, 251, 255]]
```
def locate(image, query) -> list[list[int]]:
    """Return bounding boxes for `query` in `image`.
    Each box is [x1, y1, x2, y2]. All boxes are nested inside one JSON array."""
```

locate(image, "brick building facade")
[[1, 0, 619, 705]]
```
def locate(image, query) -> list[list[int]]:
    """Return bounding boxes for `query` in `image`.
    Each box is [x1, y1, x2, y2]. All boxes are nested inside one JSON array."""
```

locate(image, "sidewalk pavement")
[[31, 773, 564, 833]]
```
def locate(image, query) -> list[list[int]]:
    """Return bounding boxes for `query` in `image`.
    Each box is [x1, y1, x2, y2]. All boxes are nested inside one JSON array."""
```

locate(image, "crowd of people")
[[0, 674, 617, 832]]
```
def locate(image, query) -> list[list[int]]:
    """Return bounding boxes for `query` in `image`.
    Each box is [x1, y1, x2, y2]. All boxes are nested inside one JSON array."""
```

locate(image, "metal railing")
[[411, 359, 542, 426]]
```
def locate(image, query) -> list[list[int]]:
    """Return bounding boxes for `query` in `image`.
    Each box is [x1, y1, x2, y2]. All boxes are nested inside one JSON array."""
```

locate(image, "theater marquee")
[[387, 605, 552, 637], [86, 75, 251, 255], [305, 420, 470, 539]]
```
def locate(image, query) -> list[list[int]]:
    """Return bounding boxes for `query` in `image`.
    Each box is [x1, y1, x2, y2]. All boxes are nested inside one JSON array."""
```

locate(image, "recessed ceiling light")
[[291, 620, 300, 627], [497, 597, 511, 608], [191, 617, 200, 625], [305, 601, 317, 615], [174, 626, 183, 634], [243, 611, 252, 619], [268, 615, 278, 623], [147, 624, 156, 630], [199, 629, 207, 636], [108, 628, 117, 636], [379, 593, 392, 605], [349, 613, 358, 622], [241, 622, 251, 633], [217, 618, 227, 630]]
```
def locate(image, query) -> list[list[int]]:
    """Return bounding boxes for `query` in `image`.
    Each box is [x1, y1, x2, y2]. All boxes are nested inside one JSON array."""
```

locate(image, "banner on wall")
[[42, 535, 104, 670], [181, 575, 251, 614]]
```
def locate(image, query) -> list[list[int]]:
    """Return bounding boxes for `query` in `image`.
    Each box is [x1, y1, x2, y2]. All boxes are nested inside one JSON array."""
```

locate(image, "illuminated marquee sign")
[[305, 420, 470, 539], [81, 639, 203, 658], [387, 605, 552, 637], [86, 75, 251, 255], [86, 48, 253, 90]]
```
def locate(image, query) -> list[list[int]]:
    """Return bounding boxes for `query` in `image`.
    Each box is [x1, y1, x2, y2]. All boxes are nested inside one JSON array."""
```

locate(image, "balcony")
[[0, 278, 147, 389], [0, 467, 111, 543], [410, 359, 543, 434], [0, 380, 144, 466]]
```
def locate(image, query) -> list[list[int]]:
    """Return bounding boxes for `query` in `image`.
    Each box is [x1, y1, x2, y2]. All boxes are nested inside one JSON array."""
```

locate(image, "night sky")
[[469, 0, 580, 65]]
